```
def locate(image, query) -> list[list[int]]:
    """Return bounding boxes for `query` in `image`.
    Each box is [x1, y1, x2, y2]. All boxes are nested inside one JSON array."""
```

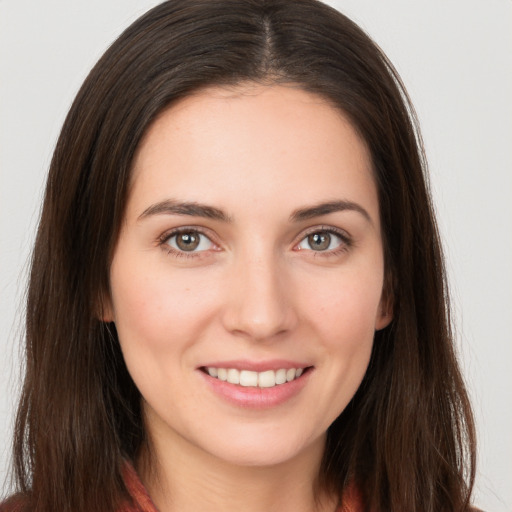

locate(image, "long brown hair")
[[9, 1, 475, 511]]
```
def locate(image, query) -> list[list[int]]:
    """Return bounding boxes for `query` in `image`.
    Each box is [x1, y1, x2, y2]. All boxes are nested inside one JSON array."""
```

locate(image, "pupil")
[[308, 232, 330, 251], [177, 232, 199, 251]]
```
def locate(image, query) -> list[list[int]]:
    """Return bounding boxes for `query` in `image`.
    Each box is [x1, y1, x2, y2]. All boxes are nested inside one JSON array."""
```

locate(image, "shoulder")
[[0, 462, 153, 512], [0, 494, 29, 512]]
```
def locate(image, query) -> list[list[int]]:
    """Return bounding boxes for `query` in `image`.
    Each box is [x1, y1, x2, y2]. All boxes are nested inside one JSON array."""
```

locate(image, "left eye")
[[166, 231, 214, 252], [297, 230, 345, 252]]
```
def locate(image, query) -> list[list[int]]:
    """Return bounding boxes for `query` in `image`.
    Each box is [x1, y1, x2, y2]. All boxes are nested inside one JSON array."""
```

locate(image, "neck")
[[137, 420, 337, 512]]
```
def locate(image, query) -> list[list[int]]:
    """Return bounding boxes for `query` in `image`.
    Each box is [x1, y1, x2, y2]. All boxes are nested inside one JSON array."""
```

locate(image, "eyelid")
[[157, 224, 352, 258], [293, 225, 353, 252], [158, 226, 220, 254]]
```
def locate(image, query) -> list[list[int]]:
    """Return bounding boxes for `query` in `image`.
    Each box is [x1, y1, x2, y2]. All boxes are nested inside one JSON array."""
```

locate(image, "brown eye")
[[165, 230, 214, 253], [296, 229, 348, 253], [176, 232, 200, 251], [307, 232, 331, 251]]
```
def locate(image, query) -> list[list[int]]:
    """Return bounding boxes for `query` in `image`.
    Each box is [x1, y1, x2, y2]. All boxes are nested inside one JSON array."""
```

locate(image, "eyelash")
[[157, 225, 353, 259], [297, 226, 353, 257], [158, 227, 217, 259]]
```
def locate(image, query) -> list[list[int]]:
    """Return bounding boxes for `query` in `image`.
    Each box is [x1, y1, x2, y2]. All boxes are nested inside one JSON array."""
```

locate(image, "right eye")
[[163, 230, 215, 253]]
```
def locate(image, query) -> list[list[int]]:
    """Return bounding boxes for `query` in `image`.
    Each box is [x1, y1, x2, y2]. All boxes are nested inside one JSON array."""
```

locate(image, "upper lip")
[[198, 359, 311, 372]]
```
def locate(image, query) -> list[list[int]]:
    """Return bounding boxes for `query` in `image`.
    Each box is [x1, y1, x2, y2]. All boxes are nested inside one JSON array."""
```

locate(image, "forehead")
[[128, 84, 378, 222]]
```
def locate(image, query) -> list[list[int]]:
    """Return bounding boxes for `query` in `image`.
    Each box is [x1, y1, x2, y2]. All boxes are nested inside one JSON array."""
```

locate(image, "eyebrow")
[[138, 199, 232, 222], [290, 200, 372, 224], [138, 198, 372, 225]]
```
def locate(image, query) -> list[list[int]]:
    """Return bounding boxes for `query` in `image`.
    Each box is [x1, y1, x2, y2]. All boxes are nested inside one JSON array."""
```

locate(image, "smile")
[[204, 367, 305, 388]]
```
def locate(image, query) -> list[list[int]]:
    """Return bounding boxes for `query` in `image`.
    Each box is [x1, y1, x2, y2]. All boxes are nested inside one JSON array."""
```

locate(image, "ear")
[[375, 278, 394, 331]]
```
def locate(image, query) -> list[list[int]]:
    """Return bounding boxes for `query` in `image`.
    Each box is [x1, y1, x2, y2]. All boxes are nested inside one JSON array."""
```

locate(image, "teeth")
[[205, 367, 306, 388], [275, 368, 287, 385], [227, 368, 240, 385], [258, 370, 275, 388], [239, 370, 258, 387]]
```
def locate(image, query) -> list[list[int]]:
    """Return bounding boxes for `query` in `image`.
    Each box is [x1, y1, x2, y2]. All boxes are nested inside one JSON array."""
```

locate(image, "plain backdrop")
[[1, 1, 511, 510]]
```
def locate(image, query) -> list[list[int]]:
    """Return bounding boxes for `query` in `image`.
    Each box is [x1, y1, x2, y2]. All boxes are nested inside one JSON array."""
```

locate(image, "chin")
[[196, 428, 325, 469]]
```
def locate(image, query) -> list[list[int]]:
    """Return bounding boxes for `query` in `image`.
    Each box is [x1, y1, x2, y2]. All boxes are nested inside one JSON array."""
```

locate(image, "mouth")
[[200, 366, 311, 388]]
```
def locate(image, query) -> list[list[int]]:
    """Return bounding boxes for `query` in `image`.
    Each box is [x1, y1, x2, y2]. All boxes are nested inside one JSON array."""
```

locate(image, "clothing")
[[0, 462, 362, 512], [118, 462, 159, 512], [119, 462, 361, 512]]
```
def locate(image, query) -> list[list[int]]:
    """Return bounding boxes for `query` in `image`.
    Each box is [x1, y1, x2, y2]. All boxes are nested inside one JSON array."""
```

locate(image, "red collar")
[[119, 462, 159, 512], [120, 461, 362, 512]]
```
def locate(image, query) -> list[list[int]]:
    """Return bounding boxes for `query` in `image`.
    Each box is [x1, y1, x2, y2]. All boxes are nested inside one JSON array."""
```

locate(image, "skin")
[[105, 84, 392, 512]]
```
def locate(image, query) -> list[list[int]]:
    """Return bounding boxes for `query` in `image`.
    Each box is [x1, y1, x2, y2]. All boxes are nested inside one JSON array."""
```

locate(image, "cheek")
[[109, 259, 217, 354], [306, 273, 383, 343], [108, 261, 220, 407], [290, 271, 381, 429], [302, 269, 381, 387]]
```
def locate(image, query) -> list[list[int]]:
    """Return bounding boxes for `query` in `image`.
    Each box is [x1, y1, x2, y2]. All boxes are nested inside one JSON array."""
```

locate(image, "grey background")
[[1, 1, 511, 510]]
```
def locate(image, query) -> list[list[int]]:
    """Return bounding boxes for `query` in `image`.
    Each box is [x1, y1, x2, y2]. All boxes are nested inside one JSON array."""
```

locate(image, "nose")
[[221, 250, 298, 342]]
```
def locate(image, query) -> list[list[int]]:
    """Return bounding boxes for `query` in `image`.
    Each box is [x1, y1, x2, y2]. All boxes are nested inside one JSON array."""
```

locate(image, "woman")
[[2, 0, 476, 511]]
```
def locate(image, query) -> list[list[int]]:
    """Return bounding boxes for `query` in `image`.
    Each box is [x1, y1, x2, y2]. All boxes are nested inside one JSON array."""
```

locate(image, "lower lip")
[[199, 369, 312, 409]]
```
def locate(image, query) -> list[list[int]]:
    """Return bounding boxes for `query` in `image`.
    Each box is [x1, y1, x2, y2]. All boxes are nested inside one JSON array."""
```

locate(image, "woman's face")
[[106, 84, 391, 469]]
